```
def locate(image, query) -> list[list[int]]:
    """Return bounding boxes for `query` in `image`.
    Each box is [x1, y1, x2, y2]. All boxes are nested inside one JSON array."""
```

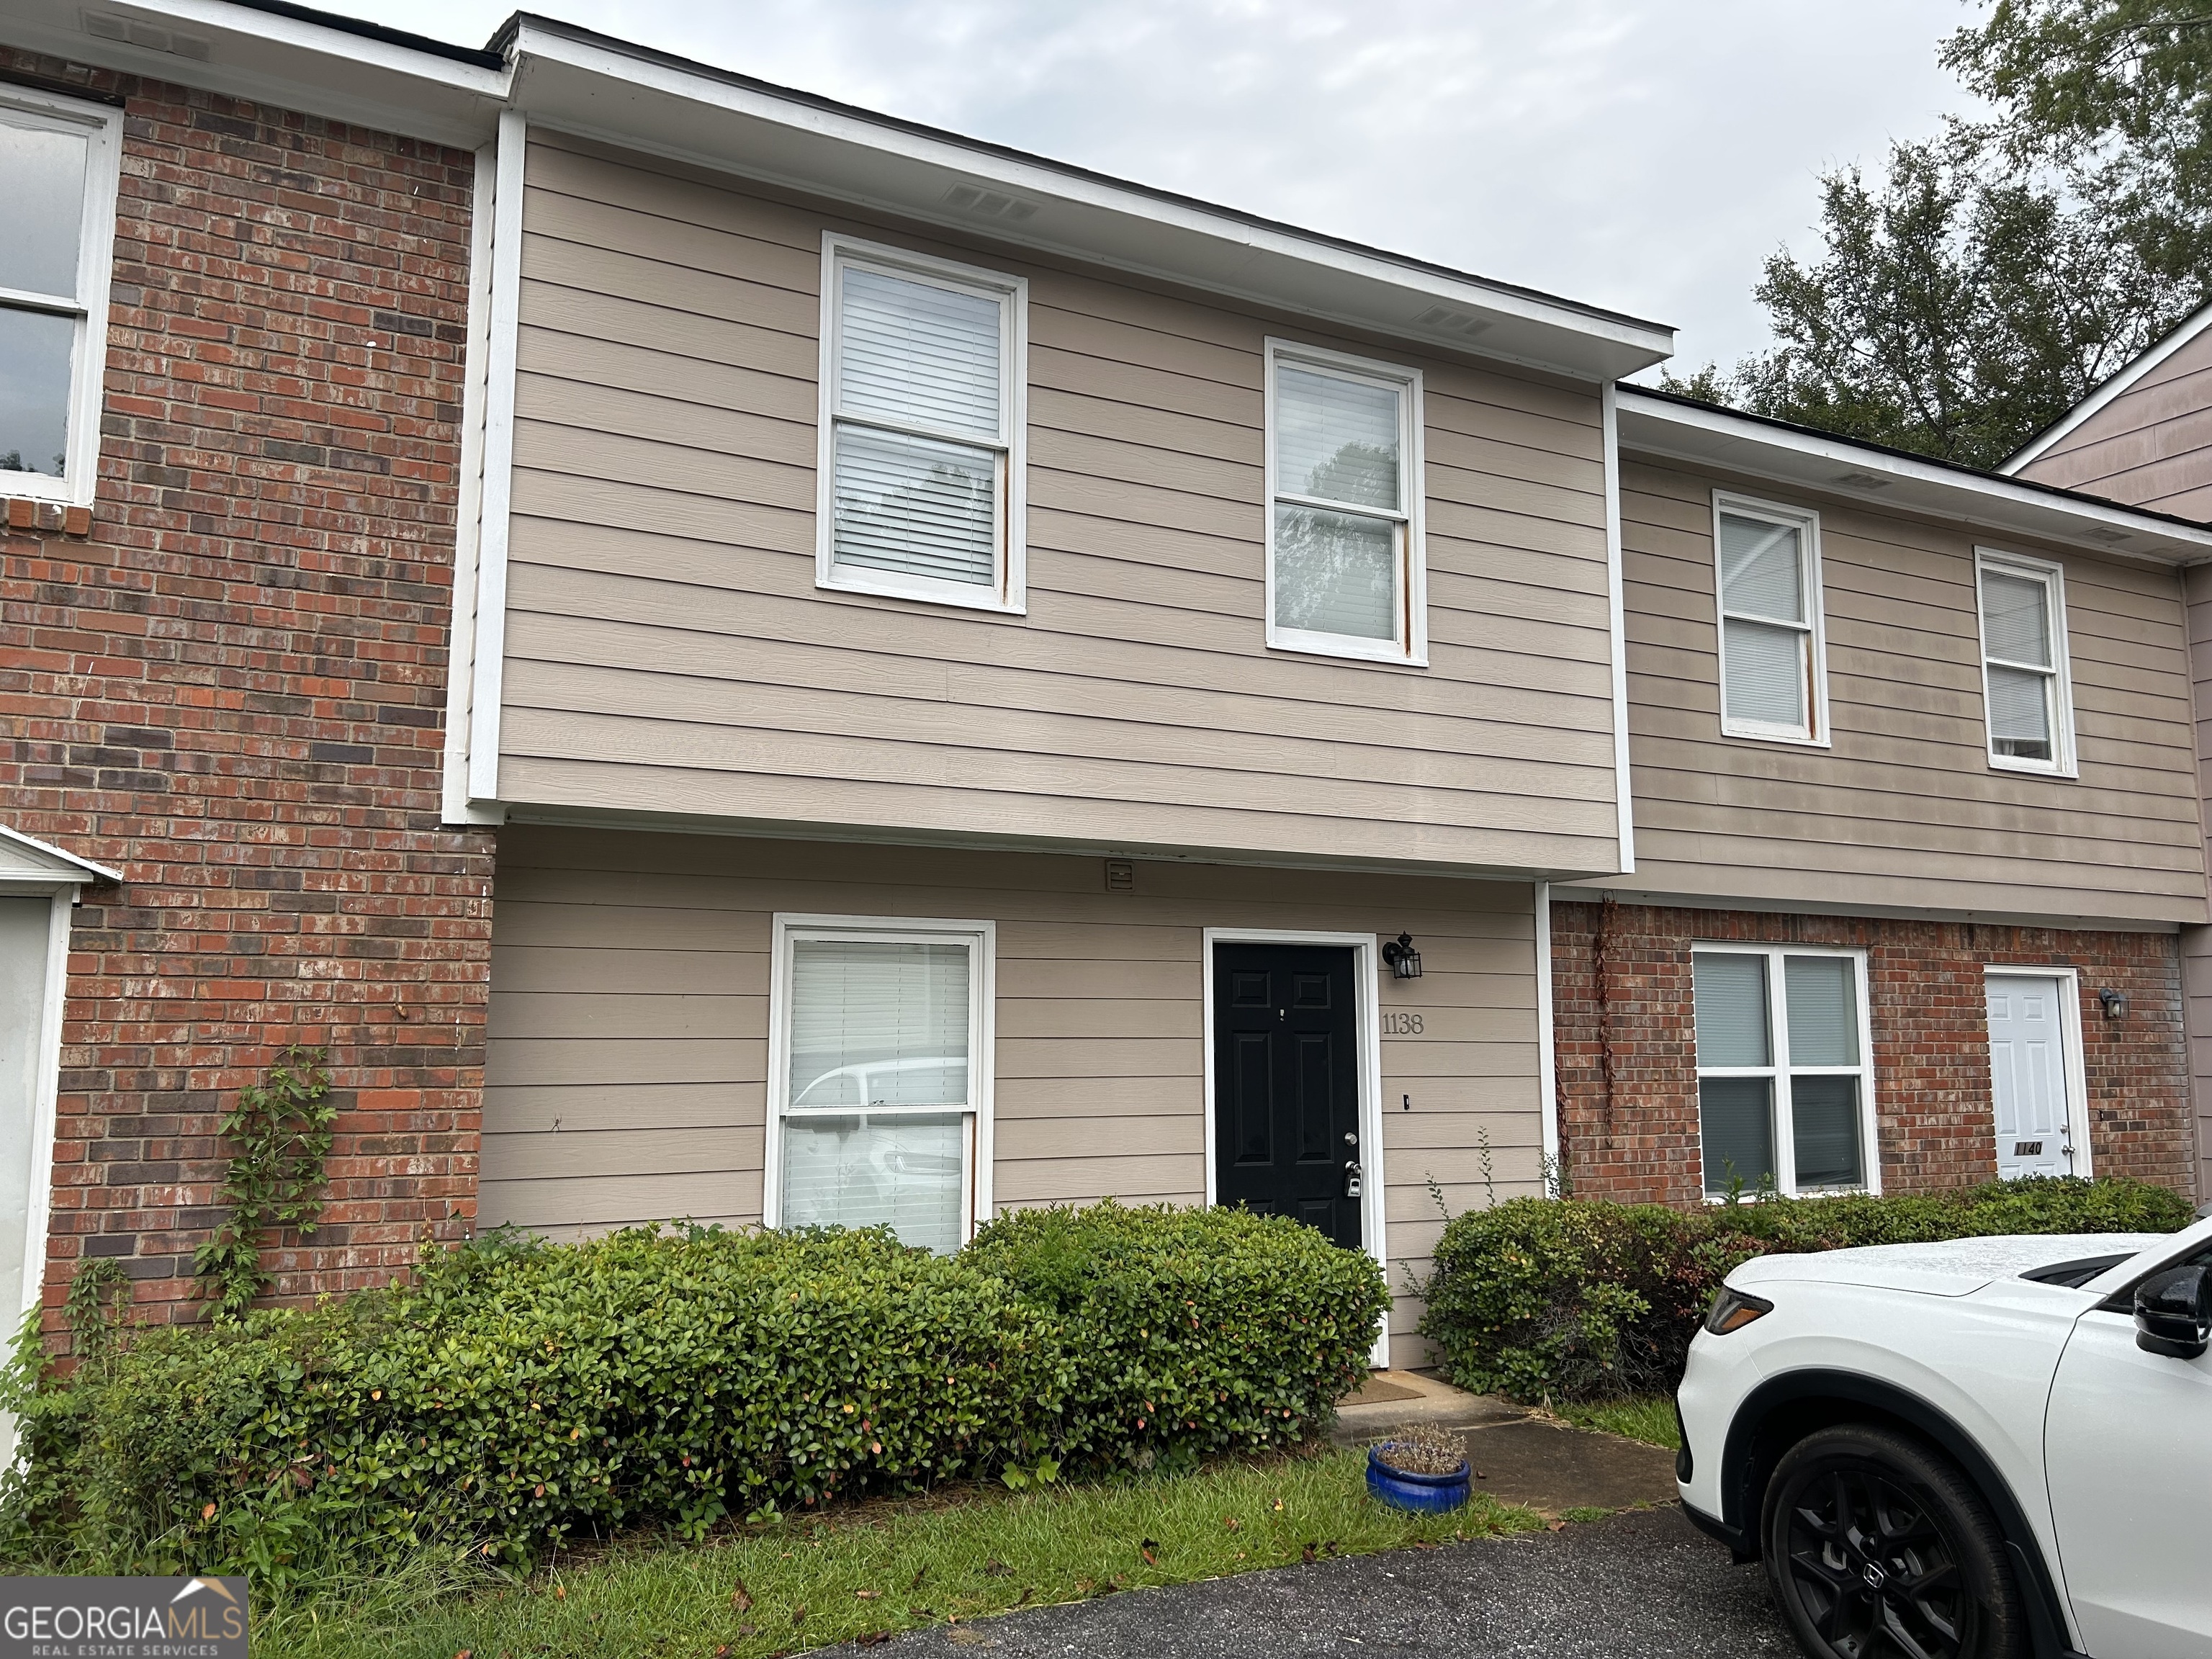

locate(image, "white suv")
[[1676, 1214, 2212, 1659]]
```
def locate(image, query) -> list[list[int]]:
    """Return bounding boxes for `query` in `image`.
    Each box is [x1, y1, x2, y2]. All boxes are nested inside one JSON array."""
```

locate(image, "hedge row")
[[1416, 1177, 2193, 1403], [1, 1204, 1387, 1588]]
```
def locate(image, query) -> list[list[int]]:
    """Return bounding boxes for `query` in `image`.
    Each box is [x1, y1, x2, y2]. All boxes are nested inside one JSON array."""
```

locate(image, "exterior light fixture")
[[2098, 989, 2126, 1021], [1380, 932, 1423, 979]]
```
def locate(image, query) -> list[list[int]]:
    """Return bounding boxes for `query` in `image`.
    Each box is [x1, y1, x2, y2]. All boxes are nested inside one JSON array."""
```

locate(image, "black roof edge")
[[1620, 381, 2212, 539], [222, 0, 506, 69], [495, 9, 1675, 343]]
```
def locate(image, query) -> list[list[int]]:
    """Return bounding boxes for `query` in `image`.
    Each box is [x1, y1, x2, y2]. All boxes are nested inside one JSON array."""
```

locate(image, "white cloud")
[[355, 0, 1974, 370]]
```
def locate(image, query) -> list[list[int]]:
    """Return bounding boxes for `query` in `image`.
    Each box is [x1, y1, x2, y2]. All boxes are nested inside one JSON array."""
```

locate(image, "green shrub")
[[966, 1201, 1388, 1471], [1419, 1177, 2193, 1403], [1, 1204, 1383, 1588]]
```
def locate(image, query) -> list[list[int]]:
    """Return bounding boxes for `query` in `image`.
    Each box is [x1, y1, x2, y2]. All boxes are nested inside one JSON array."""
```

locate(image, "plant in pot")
[[1364, 1426, 1471, 1513]]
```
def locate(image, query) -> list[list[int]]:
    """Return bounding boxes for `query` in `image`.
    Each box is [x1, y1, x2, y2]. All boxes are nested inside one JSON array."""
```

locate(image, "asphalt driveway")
[[835, 1506, 1797, 1658]]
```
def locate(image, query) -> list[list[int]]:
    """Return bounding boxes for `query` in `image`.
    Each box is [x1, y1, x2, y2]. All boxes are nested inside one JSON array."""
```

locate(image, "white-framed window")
[[1712, 493, 1827, 745], [764, 914, 995, 1252], [1974, 549, 2076, 777], [0, 86, 122, 508], [1264, 338, 1426, 665], [1691, 944, 1879, 1198], [815, 233, 1027, 613]]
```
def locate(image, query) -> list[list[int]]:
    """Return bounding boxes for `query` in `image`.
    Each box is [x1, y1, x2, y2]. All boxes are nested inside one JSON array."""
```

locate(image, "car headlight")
[[1704, 1286, 1773, 1336]]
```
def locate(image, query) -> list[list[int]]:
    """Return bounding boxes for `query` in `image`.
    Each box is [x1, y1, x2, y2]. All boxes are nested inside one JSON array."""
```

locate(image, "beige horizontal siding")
[[480, 824, 1547, 1366], [2015, 323, 2212, 520], [495, 130, 1620, 876], [1574, 457, 2208, 924]]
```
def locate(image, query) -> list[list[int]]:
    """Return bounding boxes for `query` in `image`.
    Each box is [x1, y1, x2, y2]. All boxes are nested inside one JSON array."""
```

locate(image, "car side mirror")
[[2135, 1264, 2211, 1360]]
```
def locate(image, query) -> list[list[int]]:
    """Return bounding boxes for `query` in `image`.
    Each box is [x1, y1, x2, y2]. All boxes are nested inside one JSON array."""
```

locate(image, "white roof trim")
[[504, 19, 1674, 382], [0, 824, 121, 885], [1616, 387, 2212, 565], [2002, 300, 2212, 475], [1, 0, 511, 148]]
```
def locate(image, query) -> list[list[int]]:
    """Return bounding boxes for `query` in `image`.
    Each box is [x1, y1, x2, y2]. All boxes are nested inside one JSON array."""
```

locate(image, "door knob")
[[1344, 1131, 1358, 1147]]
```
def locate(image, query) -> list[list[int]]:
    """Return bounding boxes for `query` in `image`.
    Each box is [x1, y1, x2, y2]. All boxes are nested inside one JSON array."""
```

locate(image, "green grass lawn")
[[255, 1448, 1545, 1659], [1550, 1395, 1681, 1450]]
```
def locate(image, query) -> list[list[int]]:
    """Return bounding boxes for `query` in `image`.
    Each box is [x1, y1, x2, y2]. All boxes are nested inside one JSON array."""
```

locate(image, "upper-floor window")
[[1265, 340, 1426, 665], [1693, 944, 1877, 1199], [816, 234, 1028, 613], [1975, 549, 2076, 776], [1712, 493, 1827, 745], [0, 87, 122, 508]]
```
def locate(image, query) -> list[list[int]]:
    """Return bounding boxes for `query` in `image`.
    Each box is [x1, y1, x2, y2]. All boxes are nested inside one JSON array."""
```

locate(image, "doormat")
[[1342, 1375, 1423, 1406]]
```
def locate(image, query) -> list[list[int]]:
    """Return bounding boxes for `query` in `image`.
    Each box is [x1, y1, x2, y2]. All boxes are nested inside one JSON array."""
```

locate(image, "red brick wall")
[[0, 52, 495, 1330], [1552, 899, 2194, 1208]]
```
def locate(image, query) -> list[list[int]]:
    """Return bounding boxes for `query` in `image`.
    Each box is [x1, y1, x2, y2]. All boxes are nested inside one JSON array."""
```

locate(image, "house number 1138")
[[1382, 1012, 1424, 1035]]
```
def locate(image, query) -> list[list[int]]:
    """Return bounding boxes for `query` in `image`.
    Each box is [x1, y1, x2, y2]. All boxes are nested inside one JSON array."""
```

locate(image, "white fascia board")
[[1, 0, 509, 148], [505, 24, 1673, 383], [2002, 300, 2212, 475], [0, 823, 122, 885], [1615, 389, 2212, 566]]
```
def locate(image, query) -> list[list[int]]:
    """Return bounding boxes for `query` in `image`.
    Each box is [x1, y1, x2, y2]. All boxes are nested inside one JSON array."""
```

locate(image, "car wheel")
[[1761, 1424, 2025, 1659]]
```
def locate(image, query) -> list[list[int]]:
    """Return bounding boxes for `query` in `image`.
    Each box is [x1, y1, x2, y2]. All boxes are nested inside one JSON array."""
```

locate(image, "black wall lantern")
[[2098, 988, 2127, 1022], [1381, 932, 1423, 979]]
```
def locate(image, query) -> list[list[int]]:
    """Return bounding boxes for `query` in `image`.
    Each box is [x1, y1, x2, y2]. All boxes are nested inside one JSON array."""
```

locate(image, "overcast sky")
[[356, 0, 1979, 373]]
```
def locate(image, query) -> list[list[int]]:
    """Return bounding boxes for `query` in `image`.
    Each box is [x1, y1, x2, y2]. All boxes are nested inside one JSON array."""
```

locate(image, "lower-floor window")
[[767, 914, 994, 1252], [1692, 944, 1876, 1197]]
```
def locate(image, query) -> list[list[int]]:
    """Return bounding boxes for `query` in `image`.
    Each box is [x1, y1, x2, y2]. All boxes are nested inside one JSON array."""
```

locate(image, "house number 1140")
[[1382, 1012, 1424, 1035]]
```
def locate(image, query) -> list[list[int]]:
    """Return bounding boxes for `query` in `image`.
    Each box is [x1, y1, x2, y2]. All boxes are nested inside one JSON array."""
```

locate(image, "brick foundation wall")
[[1551, 899, 2194, 1208], [0, 50, 495, 1331]]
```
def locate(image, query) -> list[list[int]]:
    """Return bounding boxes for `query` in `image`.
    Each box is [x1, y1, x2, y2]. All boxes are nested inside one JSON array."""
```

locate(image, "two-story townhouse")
[[1552, 388, 2212, 1214], [438, 19, 1676, 1367], [1, 0, 505, 1336], [10, 1, 2210, 1374], [2004, 299, 2212, 1204]]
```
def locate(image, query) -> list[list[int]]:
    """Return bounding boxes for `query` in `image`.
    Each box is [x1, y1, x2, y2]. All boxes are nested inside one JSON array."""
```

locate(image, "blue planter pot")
[[1365, 1444, 1472, 1513]]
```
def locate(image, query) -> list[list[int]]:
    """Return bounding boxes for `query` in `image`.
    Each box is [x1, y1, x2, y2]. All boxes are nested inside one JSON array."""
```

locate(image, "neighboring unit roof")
[[2001, 299, 2212, 475], [1616, 385, 2212, 564], [0, 824, 122, 886]]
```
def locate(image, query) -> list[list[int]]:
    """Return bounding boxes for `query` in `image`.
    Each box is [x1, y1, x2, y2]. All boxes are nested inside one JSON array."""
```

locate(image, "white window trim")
[[1693, 943, 1881, 1200], [1200, 927, 1390, 1367], [1262, 338, 1427, 667], [1710, 491, 1830, 748], [762, 912, 997, 1245], [1980, 964, 2095, 1179], [1974, 547, 2078, 778], [0, 86, 123, 509], [814, 233, 1028, 616]]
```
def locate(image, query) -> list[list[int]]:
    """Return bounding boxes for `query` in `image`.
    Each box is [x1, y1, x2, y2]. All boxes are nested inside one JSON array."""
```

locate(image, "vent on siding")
[[83, 10, 213, 58], [943, 183, 1040, 222], [1414, 304, 1493, 339]]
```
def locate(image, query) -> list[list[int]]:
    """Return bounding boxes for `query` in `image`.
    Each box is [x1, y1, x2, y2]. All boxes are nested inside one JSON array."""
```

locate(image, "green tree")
[[1675, 1, 2211, 468]]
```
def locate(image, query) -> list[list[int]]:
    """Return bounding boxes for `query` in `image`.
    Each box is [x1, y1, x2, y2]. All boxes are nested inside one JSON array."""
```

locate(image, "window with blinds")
[[1714, 496, 1825, 743], [1693, 945, 1876, 1197], [817, 237, 1027, 611], [1976, 550, 2074, 775], [769, 920, 993, 1254], [0, 89, 122, 508], [1265, 341, 1426, 664]]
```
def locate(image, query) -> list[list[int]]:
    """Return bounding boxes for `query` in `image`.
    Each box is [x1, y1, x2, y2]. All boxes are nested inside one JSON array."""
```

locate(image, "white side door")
[[2045, 1295, 2212, 1658], [1985, 974, 2074, 1179]]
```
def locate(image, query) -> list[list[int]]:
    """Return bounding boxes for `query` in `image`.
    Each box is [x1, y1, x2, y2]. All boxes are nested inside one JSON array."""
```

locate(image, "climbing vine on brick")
[[192, 1047, 336, 1321]]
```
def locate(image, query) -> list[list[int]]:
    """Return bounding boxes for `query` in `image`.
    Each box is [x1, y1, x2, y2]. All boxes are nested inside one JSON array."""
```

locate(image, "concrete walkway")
[[1333, 1372, 1680, 1516]]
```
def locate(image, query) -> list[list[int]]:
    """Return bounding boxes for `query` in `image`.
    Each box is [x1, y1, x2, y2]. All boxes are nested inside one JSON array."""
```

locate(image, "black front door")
[[1212, 941, 1362, 1247]]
